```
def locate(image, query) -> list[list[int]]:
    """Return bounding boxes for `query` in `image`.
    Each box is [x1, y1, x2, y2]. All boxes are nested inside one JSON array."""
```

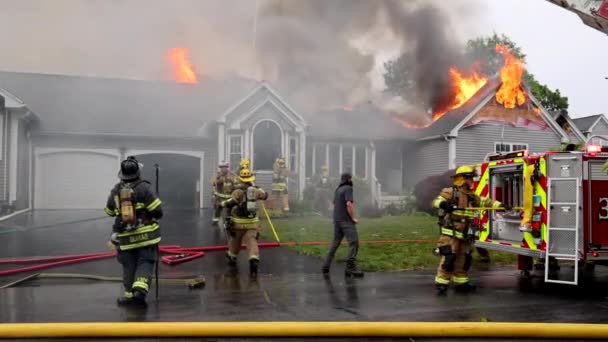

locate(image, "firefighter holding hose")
[[104, 156, 163, 308], [220, 167, 268, 278], [212, 161, 236, 225], [431, 165, 509, 295]]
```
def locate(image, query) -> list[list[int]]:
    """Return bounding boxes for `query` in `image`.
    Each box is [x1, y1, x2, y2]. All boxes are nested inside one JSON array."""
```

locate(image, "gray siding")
[[0, 112, 7, 203], [456, 123, 562, 166], [591, 119, 608, 137], [15, 119, 29, 210], [403, 139, 448, 188]]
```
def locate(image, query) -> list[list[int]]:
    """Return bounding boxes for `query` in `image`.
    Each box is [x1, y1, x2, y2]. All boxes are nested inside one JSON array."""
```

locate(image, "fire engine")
[[472, 136, 608, 285]]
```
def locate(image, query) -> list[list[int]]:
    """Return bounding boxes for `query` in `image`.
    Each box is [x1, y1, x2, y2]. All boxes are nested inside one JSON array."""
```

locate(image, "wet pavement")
[[1, 209, 608, 340]]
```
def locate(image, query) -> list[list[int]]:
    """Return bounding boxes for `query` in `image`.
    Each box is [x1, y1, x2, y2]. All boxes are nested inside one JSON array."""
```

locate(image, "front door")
[[253, 120, 282, 170]]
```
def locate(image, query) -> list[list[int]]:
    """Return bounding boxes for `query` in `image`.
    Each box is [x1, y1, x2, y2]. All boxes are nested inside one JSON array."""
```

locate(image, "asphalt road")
[[1, 210, 608, 341]]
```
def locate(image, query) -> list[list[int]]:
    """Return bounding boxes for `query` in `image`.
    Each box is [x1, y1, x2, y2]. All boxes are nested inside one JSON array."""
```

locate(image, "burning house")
[[0, 42, 600, 213]]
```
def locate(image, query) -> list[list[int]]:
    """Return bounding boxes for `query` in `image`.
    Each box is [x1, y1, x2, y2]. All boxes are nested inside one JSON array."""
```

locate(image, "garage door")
[[35, 150, 119, 209]]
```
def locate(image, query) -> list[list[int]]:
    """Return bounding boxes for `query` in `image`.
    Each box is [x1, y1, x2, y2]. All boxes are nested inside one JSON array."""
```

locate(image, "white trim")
[[0, 208, 30, 222], [298, 132, 306, 200], [220, 82, 306, 129], [371, 146, 376, 181], [251, 119, 284, 170], [262, 82, 307, 125], [244, 128, 251, 161], [218, 83, 263, 123], [524, 88, 570, 139], [28, 132, 33, 209], [227, 134, 243, 168], [0, 88, 26, 109], [3, 113, 8, 201], [125, 149, 206, 209], [415, 135, 443, 142], [325, 144, 330, 172], [311, 143, 316, 174], [218, 123, 225, 166], [9, 116, 19, 203], [230, 98, 302, 131], [555, 113, 586, 141], [448, 137, 456, 170], [352, 145, 356, 176], [588, 115, 608, 133], [365, 146, 370, 180]]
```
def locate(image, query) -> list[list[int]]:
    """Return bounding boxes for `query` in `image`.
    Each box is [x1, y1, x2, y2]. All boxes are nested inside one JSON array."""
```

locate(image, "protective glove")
[[439, 201, 454, 213], [110, 232, 119, 245]]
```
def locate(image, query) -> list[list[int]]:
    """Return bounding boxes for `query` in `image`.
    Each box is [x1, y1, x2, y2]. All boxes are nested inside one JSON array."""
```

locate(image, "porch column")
[[448, 137, 456, 170], [299, 131, 306, 200], [9, 115, 18, 203], [244, 128, 251, 159], [218, 123, 225, 163]]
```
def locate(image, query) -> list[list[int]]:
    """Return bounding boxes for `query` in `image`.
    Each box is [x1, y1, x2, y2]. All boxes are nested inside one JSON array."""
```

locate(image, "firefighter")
[[271, 157, 290, 213], [313, 165, 333, 216], [432, 165, 509, 294], [105, 156, 163, 308], [212, 161, 236, 225], [220, 167, 268, 278], [234, 158, 254, 190]]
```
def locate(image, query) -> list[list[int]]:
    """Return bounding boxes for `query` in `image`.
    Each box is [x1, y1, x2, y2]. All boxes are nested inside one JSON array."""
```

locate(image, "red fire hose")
[[0, 239, 433, 277]]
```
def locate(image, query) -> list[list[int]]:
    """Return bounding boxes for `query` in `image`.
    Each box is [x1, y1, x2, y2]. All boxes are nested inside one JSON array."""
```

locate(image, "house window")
[[495, 142, 528, 153], [355, 146, 366, 179], [592, 137, 608, 146], [289, 136, 297, 171], [229, 135, 242, 172]]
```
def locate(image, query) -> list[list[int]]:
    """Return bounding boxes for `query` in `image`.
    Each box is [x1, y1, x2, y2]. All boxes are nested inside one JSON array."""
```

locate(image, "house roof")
[[307, 104, 412, 140], [0, 71, 257, 137], [572, 114, 607, 133], [414, 78, 502, 139]]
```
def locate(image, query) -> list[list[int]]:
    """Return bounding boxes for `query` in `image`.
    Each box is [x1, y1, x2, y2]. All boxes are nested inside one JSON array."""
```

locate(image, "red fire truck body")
[[472, 143, 608, 285]]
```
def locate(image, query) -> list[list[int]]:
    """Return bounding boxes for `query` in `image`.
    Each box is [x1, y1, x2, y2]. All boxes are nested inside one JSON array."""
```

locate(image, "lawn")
[[260, 213, 517, 272]]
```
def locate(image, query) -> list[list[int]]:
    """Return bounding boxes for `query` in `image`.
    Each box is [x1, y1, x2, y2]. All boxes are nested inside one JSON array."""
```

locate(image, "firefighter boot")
[[249, 258, 259, 278], [116, 291, 134, 306], [131, 290, 148, 308], [454, 283, 477, 293], [345, 262, 364, 278], [435, 284, 448, 296], [282, 194, 290, 212], [226, 252, 237, 267]]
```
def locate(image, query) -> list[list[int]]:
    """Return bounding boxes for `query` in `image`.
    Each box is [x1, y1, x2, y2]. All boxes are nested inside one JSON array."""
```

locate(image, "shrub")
[[414, 169, 454, 214]]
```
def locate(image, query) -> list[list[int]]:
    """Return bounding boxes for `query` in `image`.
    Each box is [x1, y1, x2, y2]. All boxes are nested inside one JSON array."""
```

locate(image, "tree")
[[383, 33, 569, 113]]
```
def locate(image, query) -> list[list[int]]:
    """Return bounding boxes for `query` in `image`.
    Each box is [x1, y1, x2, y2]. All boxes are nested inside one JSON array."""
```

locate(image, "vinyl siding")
[[403, 139, 449, 188], [15, 119, 29, 210], [456, 123, 562, 166], [591, 119, 608, 137]]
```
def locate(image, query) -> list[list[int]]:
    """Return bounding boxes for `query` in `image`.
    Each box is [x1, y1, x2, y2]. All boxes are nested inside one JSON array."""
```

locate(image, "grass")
[[260, 213, 517, 272]]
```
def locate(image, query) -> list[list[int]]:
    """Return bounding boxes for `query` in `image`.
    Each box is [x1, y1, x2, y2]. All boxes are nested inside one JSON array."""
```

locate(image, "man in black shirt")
[[322, 172, 364, 278]]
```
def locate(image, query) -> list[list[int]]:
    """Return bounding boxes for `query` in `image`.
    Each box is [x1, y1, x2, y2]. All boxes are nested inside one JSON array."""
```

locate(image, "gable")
[[220, 82, 306, 132], [591, 116, 608, 136], [462, 100, 552, 132]]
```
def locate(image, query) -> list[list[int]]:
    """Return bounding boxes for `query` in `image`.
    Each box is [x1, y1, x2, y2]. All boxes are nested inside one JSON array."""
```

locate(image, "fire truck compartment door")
[[588, 161, 608, 246]]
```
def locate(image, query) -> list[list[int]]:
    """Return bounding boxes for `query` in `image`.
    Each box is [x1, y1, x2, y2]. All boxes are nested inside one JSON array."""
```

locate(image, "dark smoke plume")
[[255, 0, 482, 114]]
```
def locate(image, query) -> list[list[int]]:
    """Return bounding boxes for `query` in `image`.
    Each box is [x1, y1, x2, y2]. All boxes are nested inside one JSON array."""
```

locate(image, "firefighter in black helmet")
[[104, 156, 163, 308]]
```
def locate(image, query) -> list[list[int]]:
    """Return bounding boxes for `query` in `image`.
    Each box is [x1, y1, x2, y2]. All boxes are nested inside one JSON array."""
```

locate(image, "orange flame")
[[432, 68, 488, 122], [167, 47, 197, 83], [495, 44, 525, 108]]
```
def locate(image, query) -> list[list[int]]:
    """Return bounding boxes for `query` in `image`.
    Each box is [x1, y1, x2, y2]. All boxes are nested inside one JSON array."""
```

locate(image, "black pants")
[[323, 221, 359, 268], [117, 245, 158, 295]]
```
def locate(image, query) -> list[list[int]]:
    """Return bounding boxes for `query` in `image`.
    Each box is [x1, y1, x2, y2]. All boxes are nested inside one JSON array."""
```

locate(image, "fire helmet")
[[239, 168, 255, 183], [276, 158, 286, 166], [239, 158, 250, 169], [453, 165, 477, 178], [119, 156, 141, 181], [218, 161, 229, 168]]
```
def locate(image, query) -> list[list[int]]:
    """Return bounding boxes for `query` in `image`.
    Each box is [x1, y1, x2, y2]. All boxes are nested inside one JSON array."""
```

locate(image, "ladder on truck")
[[545, 177, 581, 285]]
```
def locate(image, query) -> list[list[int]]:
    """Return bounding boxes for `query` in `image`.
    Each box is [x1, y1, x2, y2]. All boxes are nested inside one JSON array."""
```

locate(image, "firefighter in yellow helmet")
[[272, 157, 290, 213], [220, 168, 268, 277], [431, 165, 509, 294], [234, 158, 253, 190], [211, 161, 236, 225]]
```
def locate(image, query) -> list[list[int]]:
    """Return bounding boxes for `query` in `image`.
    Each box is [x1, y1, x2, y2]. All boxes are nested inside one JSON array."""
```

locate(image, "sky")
[[475, 0, 608, 118], [0, 0, 606, 118]]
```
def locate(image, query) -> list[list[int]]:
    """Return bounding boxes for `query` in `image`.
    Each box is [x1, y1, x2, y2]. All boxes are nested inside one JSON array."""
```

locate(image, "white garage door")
[[35, 150, 119, 209]]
